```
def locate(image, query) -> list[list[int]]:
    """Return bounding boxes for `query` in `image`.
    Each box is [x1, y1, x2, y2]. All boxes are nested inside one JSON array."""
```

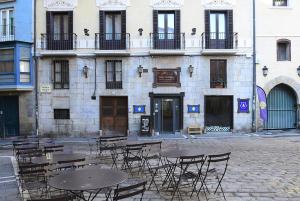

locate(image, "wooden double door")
[[100, 97, 128, 135]]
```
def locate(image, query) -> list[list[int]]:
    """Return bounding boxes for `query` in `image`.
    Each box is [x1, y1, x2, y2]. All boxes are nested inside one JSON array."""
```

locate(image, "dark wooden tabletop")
[[48, 166, 128, 191]]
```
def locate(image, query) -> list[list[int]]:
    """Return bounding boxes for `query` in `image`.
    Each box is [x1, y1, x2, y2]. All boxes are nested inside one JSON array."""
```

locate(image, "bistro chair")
[[18, 163, 49, 199], [121, 144, 144, 175], [97, 136, 126, 167], [17, 149, 43, 164], [169, 154, 206, 201], [109, 179, 147, 201], [142, 141, 162, 171], [197, 152, 231, 201]]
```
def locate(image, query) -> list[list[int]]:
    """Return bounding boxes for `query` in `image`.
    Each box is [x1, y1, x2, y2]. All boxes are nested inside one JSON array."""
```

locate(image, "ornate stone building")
[[36, 0, 253, 136]]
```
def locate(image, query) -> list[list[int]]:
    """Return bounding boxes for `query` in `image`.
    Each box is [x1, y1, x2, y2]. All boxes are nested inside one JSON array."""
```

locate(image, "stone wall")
[[38, 54, 253, 136]]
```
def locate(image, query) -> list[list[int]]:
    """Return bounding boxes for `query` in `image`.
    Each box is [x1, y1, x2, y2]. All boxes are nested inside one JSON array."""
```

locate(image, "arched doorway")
[[265, 84, 297, 129]]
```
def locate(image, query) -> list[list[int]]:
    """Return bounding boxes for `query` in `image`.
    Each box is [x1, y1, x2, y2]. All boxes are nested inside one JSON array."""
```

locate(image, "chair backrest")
[[179, 154, 206, 176], [58, 158, 85, 164], [44, 145, 64, 153], [28, 196, 71, 201], [204, 152, 231, 180], [113, 180, 147, 201]]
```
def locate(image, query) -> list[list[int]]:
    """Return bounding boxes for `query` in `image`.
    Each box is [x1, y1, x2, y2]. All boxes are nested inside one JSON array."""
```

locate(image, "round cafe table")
[[31, 153, 86, 165], [48, 166, 128, 201]]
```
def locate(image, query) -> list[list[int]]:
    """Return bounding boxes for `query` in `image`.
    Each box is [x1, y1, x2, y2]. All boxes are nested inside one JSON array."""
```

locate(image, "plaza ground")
[[1, 131, 300, 201]]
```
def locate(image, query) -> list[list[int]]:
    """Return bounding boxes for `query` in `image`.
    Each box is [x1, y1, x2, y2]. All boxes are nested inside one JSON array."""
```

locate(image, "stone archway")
[[265, 84, 298, 129], [263, 76, 300, 104]]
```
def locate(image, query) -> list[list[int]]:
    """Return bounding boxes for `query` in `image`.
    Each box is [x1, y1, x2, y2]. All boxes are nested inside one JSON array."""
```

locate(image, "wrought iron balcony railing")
[[41, 33, 77, 50], [0, 25, 15, 42], [201, 32, 238, 50], [95, 33, 130, 50], [150, 33, 185, 50]]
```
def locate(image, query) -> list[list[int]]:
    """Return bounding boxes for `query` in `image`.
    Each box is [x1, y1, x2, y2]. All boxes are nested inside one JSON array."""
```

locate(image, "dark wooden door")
[[100, 97, 128, 135], [205, 96, 233, 130], [0, 96, 19, 138]]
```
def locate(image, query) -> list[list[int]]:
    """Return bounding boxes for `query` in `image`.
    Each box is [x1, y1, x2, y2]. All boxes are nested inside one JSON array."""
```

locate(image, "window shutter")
[[68, 11, 73, 34], [121, 10, 126, 34], [204, 10, 210, 49], [46, 11, 52, 34], [153, 10, 158, 34], [227, 10, 233, 48], [175, 10, 181, 49], [175, 10, 181, 34], [99, 11, 105, 34]]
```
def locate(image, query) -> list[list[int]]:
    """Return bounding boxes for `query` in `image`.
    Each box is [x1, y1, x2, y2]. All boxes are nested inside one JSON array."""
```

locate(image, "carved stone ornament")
[[202, 0, 236, 9], [151, 0, 184, 10], [44, 0, 78, 11], [96, 0, 130, 10]]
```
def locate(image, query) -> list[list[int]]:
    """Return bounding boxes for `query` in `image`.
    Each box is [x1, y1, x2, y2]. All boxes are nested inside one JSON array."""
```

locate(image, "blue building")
[[0, 0, 34, 137]]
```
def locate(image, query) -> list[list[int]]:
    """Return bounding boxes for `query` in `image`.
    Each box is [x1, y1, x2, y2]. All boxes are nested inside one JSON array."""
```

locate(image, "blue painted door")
[[266, 84, 297, 129], [0, 96, 19, 138]]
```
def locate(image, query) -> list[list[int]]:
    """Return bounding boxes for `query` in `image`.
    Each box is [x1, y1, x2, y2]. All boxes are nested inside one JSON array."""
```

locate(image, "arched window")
[[277, 39, 291, 61]]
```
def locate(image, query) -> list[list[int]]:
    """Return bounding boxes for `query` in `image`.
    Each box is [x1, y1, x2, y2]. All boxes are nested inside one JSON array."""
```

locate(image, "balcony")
[[149, 33, 185, 56], [201, 32, 238, 55], [106, 81, 122, 89], [95, 33, 130, 56], [0, 25, 15, 42], [40, 33, 77, 56]]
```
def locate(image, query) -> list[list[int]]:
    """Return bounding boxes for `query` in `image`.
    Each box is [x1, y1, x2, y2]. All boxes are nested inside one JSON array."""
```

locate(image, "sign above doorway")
[[153, 67, 181, 88]]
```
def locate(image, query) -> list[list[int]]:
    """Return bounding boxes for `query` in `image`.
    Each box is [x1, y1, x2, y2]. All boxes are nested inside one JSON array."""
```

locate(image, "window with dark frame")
[[105, 60, 122, 89], [273, 0, 288, 6], [277, 40, 291, 61], [210, 60, 227, 88], [53, 60, 69, 89], [54, 109, 70, 119]]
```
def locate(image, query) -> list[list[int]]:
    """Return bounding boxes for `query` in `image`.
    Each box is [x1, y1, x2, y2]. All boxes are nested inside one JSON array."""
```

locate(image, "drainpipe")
[[92, 57, 97, 100], [33, 0, 39, 136], [252, 0, 257, 132]]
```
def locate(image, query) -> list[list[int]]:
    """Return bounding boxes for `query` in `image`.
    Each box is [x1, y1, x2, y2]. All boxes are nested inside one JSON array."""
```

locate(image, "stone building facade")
[[36, 0, 254, 136], [256, 0, 300, 130]]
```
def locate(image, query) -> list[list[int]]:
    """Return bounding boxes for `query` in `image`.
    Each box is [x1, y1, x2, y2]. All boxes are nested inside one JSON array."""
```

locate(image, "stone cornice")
[[44, 0, 78, 11], [96, 0, 130, 10], [202, 0, 236, 10]]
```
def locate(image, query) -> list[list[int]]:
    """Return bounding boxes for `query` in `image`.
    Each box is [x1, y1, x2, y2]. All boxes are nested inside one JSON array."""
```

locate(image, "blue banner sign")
[[187, 105, 200, 113], [238, 99, 250, 113], [133, 105, 146, 113]]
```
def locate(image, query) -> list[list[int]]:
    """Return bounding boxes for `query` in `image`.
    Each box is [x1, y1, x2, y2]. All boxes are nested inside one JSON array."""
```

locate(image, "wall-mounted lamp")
[[138, 65, 143, 77], [138, 28, 143, 36], [262, 66, 268, 77], [83, 66, 89, 78], [297, 66, 300, 77], [188, 65, 194, 77], [191, 28, 196, 35], [84, 29, 90, 36]]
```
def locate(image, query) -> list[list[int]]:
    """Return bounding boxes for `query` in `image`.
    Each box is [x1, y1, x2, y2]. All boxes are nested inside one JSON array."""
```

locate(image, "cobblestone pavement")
[[1, 134, 300, 201]]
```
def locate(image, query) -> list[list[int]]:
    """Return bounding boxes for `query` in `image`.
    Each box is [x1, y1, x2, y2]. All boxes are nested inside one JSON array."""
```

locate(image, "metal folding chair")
[[197, 152, 231, 201], [121, 144, 144, 175], [170, 154, 206, 201], [109, 179, 147, 201]]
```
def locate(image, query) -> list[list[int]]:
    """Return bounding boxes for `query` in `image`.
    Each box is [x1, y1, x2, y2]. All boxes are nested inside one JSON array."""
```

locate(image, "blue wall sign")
[[238, 99, 250, 113], [187, 105, 200, 113], [133, 105, 146, 113]]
